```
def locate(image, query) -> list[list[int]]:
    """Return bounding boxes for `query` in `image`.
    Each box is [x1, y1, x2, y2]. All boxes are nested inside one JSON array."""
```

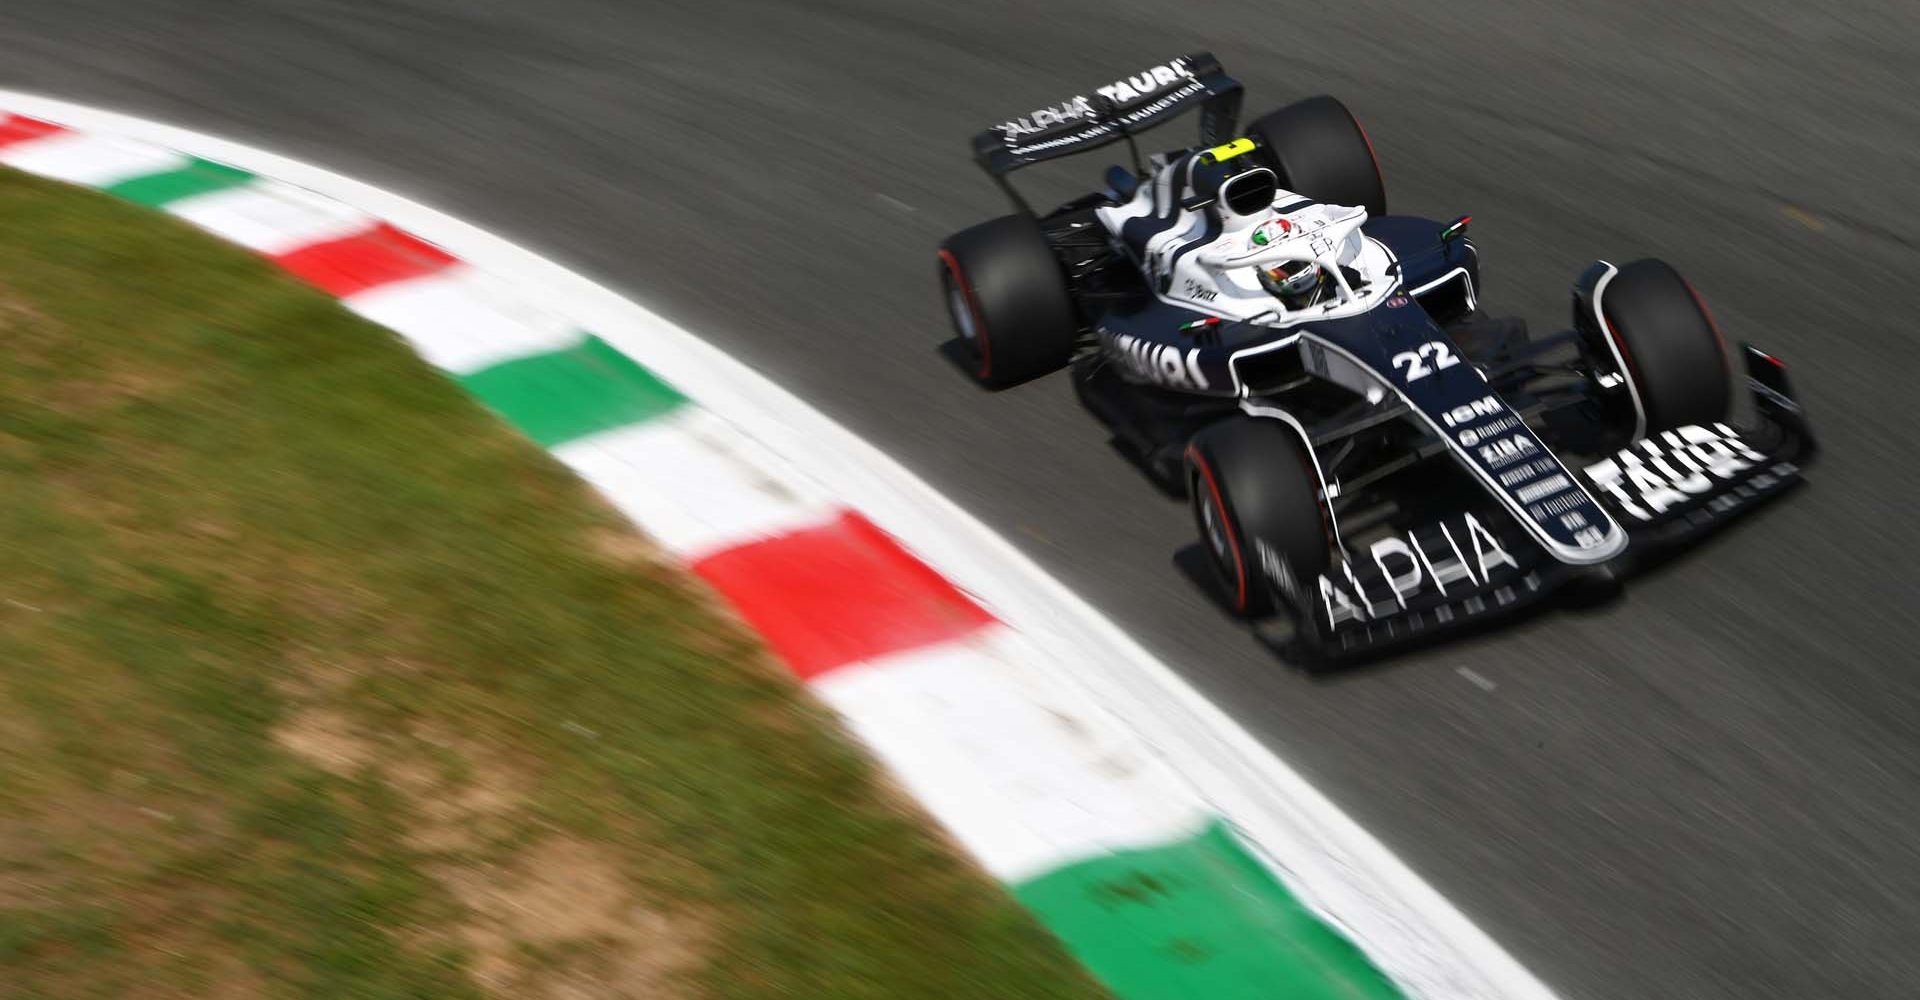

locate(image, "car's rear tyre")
[[938, 214, 1078, 388], [1247, 96, 1387, 218], [1589, 258, 1732, 436], [1185, 418, 1334, 619]]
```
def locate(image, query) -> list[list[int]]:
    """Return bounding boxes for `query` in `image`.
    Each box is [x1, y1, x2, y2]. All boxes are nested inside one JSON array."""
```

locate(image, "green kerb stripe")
[[1013, 821, 1405, 1000], [105, 158, 254, 207], [459, 335, 688, 447]]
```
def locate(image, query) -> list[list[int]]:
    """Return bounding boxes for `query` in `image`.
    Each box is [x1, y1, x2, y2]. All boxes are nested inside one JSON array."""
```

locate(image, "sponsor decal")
[[996, 57, 1195, 142], [1477, 433, 1538, 468], [1180, 277, 1219, 303], [1277, 513, 1527, 631], [1530, 491, 1588, 519], [1445, 395, 1508, 446], [1513, 473, 1573, 505], [1440, 395, 1503, 428], [1106, 79, 1207, 133], [996, 96, 1096, 138], [1424, 390, 1613, 556], [1497, 458, 1559, 488], [1582, 424, 1769, 521], [1570, 524, 1610, 549], [1436, 396, 1609, 552], [1385, 294, 1411, 309], [1007, 125, 1113, 157], [1096, 58, 1194, 105], [1457, 415, 1520, 447], [1107, 331, 1211, 391]]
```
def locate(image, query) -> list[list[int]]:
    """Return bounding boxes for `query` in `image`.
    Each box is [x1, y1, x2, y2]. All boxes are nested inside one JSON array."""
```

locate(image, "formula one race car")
[[936, 52, 1814, 657]]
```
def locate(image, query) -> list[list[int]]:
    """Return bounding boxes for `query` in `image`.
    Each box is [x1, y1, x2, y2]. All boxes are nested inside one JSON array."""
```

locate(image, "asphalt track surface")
[[8, 2, 1920, 997]]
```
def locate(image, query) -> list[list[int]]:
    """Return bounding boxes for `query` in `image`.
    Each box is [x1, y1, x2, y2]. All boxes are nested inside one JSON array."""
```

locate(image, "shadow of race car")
[[936, 52, 1814, 659]]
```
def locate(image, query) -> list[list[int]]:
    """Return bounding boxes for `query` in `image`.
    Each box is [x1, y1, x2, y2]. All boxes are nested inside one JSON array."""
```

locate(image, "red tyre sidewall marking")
[[1352, 115, 1384, 206], [1186, 446, 1248, 612], [1680, 276, 1732, 372], [938, 248, 992, 379], [1296, 446, 1336, 564], [1600, 308, 1644, 393]]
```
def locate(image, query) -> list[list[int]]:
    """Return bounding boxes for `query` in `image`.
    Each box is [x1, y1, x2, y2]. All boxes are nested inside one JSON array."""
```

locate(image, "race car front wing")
[[1276, 345, 1812, 659]]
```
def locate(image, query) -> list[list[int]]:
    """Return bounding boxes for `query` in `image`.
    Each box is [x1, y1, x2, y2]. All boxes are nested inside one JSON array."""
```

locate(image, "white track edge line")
[[0, 89, 1560, 1000]]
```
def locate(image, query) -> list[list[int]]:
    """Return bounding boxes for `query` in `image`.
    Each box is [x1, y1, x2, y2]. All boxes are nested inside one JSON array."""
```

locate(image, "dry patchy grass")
[[0, 167, 1104, 1000]]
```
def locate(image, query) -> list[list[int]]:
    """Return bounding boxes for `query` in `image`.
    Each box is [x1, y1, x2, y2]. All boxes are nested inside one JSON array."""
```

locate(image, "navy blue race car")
[[937, 52, 1813, 658]]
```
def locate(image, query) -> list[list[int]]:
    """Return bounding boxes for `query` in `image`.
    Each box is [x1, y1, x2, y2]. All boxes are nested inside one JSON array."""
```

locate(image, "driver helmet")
[[1259, 259, 1327, 309]]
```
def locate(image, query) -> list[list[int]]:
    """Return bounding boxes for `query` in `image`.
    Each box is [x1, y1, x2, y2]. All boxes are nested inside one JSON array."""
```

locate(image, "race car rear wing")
[[971, 52, 1243, 214]]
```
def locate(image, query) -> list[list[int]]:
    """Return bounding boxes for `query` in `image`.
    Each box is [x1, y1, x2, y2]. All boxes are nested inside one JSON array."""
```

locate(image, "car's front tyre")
[[1185, 418, 1334, 619], [1583, 258, 1732, 438]]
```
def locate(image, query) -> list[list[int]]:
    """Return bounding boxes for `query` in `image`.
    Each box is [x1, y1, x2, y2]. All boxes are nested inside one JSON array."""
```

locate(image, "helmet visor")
[[1260, 260, 1320, 298]]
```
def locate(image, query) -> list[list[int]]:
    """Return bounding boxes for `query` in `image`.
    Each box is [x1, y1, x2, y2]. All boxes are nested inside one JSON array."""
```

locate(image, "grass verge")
[[0, 166, 1106, 1000]]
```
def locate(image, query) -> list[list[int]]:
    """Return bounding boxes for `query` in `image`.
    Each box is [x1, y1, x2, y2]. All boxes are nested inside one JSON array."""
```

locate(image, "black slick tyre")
[[1185, 418, 1333, 619], [1247, 96, 1387, 218], [1592, 258, 1732, 435], [938, 214, 1078, 388]]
